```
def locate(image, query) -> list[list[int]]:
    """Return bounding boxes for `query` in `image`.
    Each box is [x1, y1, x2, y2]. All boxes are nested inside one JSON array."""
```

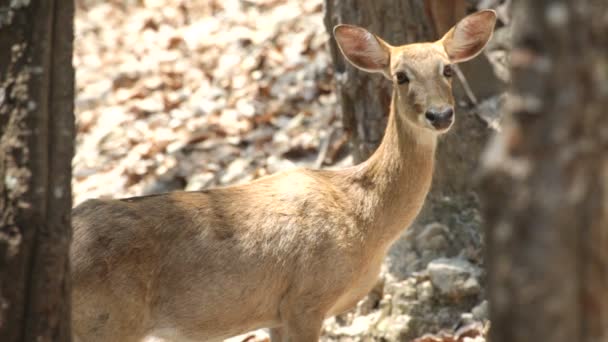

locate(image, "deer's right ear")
[[334, 25, 391, 77]]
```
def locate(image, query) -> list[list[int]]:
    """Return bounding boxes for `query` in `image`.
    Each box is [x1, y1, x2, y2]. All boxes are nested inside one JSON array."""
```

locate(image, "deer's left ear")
[[440, 10, 497, 64]]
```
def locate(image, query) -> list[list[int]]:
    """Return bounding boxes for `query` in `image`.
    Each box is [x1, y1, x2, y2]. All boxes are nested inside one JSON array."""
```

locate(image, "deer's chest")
[[328, 249, 386, 316]]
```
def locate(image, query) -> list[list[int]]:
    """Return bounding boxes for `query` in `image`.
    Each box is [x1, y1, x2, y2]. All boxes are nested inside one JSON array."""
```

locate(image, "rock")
[[334, 314, 380, 337], [416, 223, 452, 267], [416, 223, 450, 253], [220, 158, 252, 184], [266, 155, 296, 174], [475, 93, 508, 131], [374, 315, 412, 341], [416, 280, 435, 302], [185, 172, 215, 191], [472, 300, 489, 321], [402, 251, 423, 275], [463, 337, 485, 342], [460, 312, 476, 326], [427, 258, 482, 300], [141, 176, 185, 195], [495, 0, 512, 25], [388, 278, 419, 311]]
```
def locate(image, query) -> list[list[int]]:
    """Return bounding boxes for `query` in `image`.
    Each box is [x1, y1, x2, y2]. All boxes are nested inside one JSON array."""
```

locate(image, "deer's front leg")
[[284, 314, 323, 342], [278, 301, 324, 342], [269, 326, 286, 342]]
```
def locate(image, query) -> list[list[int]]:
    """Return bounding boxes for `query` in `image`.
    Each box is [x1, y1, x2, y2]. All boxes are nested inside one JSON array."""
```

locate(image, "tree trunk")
[[481, 1, 608, 341], [0, 1, 75, 341]]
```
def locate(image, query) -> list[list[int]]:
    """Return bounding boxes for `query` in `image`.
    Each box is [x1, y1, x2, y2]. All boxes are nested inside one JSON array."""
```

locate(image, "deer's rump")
[[71, 194, 287, 340]]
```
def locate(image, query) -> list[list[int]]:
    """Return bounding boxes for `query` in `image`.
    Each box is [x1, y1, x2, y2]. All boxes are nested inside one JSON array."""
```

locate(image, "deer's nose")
[[425, 107, 454, 130]]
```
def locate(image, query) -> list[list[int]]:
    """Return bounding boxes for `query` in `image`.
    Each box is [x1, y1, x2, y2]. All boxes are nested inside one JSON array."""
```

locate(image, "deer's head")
[[334, 10, 496, 134]]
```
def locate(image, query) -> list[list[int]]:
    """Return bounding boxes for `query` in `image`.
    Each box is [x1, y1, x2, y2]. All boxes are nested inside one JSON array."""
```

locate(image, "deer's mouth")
[[427, 117, 453, 131]]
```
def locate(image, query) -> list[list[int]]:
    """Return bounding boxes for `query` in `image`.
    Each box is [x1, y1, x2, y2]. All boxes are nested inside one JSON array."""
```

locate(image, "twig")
[[315, 127, 336, 169], [454, 65, 478, 106]]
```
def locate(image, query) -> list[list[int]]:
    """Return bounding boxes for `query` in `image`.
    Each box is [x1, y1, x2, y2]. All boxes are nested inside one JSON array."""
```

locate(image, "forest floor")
[[74, 0, 510, 340], [74, 0, 346, 207]]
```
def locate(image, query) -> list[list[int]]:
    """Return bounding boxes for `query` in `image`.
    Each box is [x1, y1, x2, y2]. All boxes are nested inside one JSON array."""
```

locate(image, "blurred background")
[[72, 0, 511, 341]]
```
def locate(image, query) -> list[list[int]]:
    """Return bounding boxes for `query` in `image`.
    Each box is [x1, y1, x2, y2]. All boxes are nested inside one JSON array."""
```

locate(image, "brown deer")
[[71, 10, 496, 342]]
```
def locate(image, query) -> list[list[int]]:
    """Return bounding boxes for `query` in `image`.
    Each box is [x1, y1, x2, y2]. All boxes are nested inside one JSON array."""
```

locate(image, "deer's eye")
[[396, 72, 409, 84], [443, 65, 454, 78]]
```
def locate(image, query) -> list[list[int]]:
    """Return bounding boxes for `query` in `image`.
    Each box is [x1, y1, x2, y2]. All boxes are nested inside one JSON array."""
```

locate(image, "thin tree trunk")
[[0, 1, 75, 341], [481, 1, 608, 341]]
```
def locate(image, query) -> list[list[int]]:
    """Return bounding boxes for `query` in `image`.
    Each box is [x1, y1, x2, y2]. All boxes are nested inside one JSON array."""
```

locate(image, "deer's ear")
[[441, 10, 497, 64], [334, 24, 391, 76]]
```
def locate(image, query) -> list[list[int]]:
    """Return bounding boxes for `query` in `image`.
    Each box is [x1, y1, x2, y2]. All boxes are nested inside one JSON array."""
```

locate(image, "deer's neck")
[[345, 91, 437, 245]]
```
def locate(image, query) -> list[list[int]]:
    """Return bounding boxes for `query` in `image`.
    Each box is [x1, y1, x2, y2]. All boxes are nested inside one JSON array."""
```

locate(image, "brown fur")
[[71, 10, 496, 342]]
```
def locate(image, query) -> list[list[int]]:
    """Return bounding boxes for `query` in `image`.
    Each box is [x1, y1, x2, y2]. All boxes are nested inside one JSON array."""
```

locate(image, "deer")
[[71, 10, 497, 342]]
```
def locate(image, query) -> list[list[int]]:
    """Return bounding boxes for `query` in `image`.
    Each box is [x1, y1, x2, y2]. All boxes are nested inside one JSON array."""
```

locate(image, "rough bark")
[[0, 1, 75, 341], [481, 1, 608, 341]]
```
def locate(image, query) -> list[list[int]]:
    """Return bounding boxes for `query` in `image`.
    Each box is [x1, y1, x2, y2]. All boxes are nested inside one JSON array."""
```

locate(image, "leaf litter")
[[73, 0, 347, 206]]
